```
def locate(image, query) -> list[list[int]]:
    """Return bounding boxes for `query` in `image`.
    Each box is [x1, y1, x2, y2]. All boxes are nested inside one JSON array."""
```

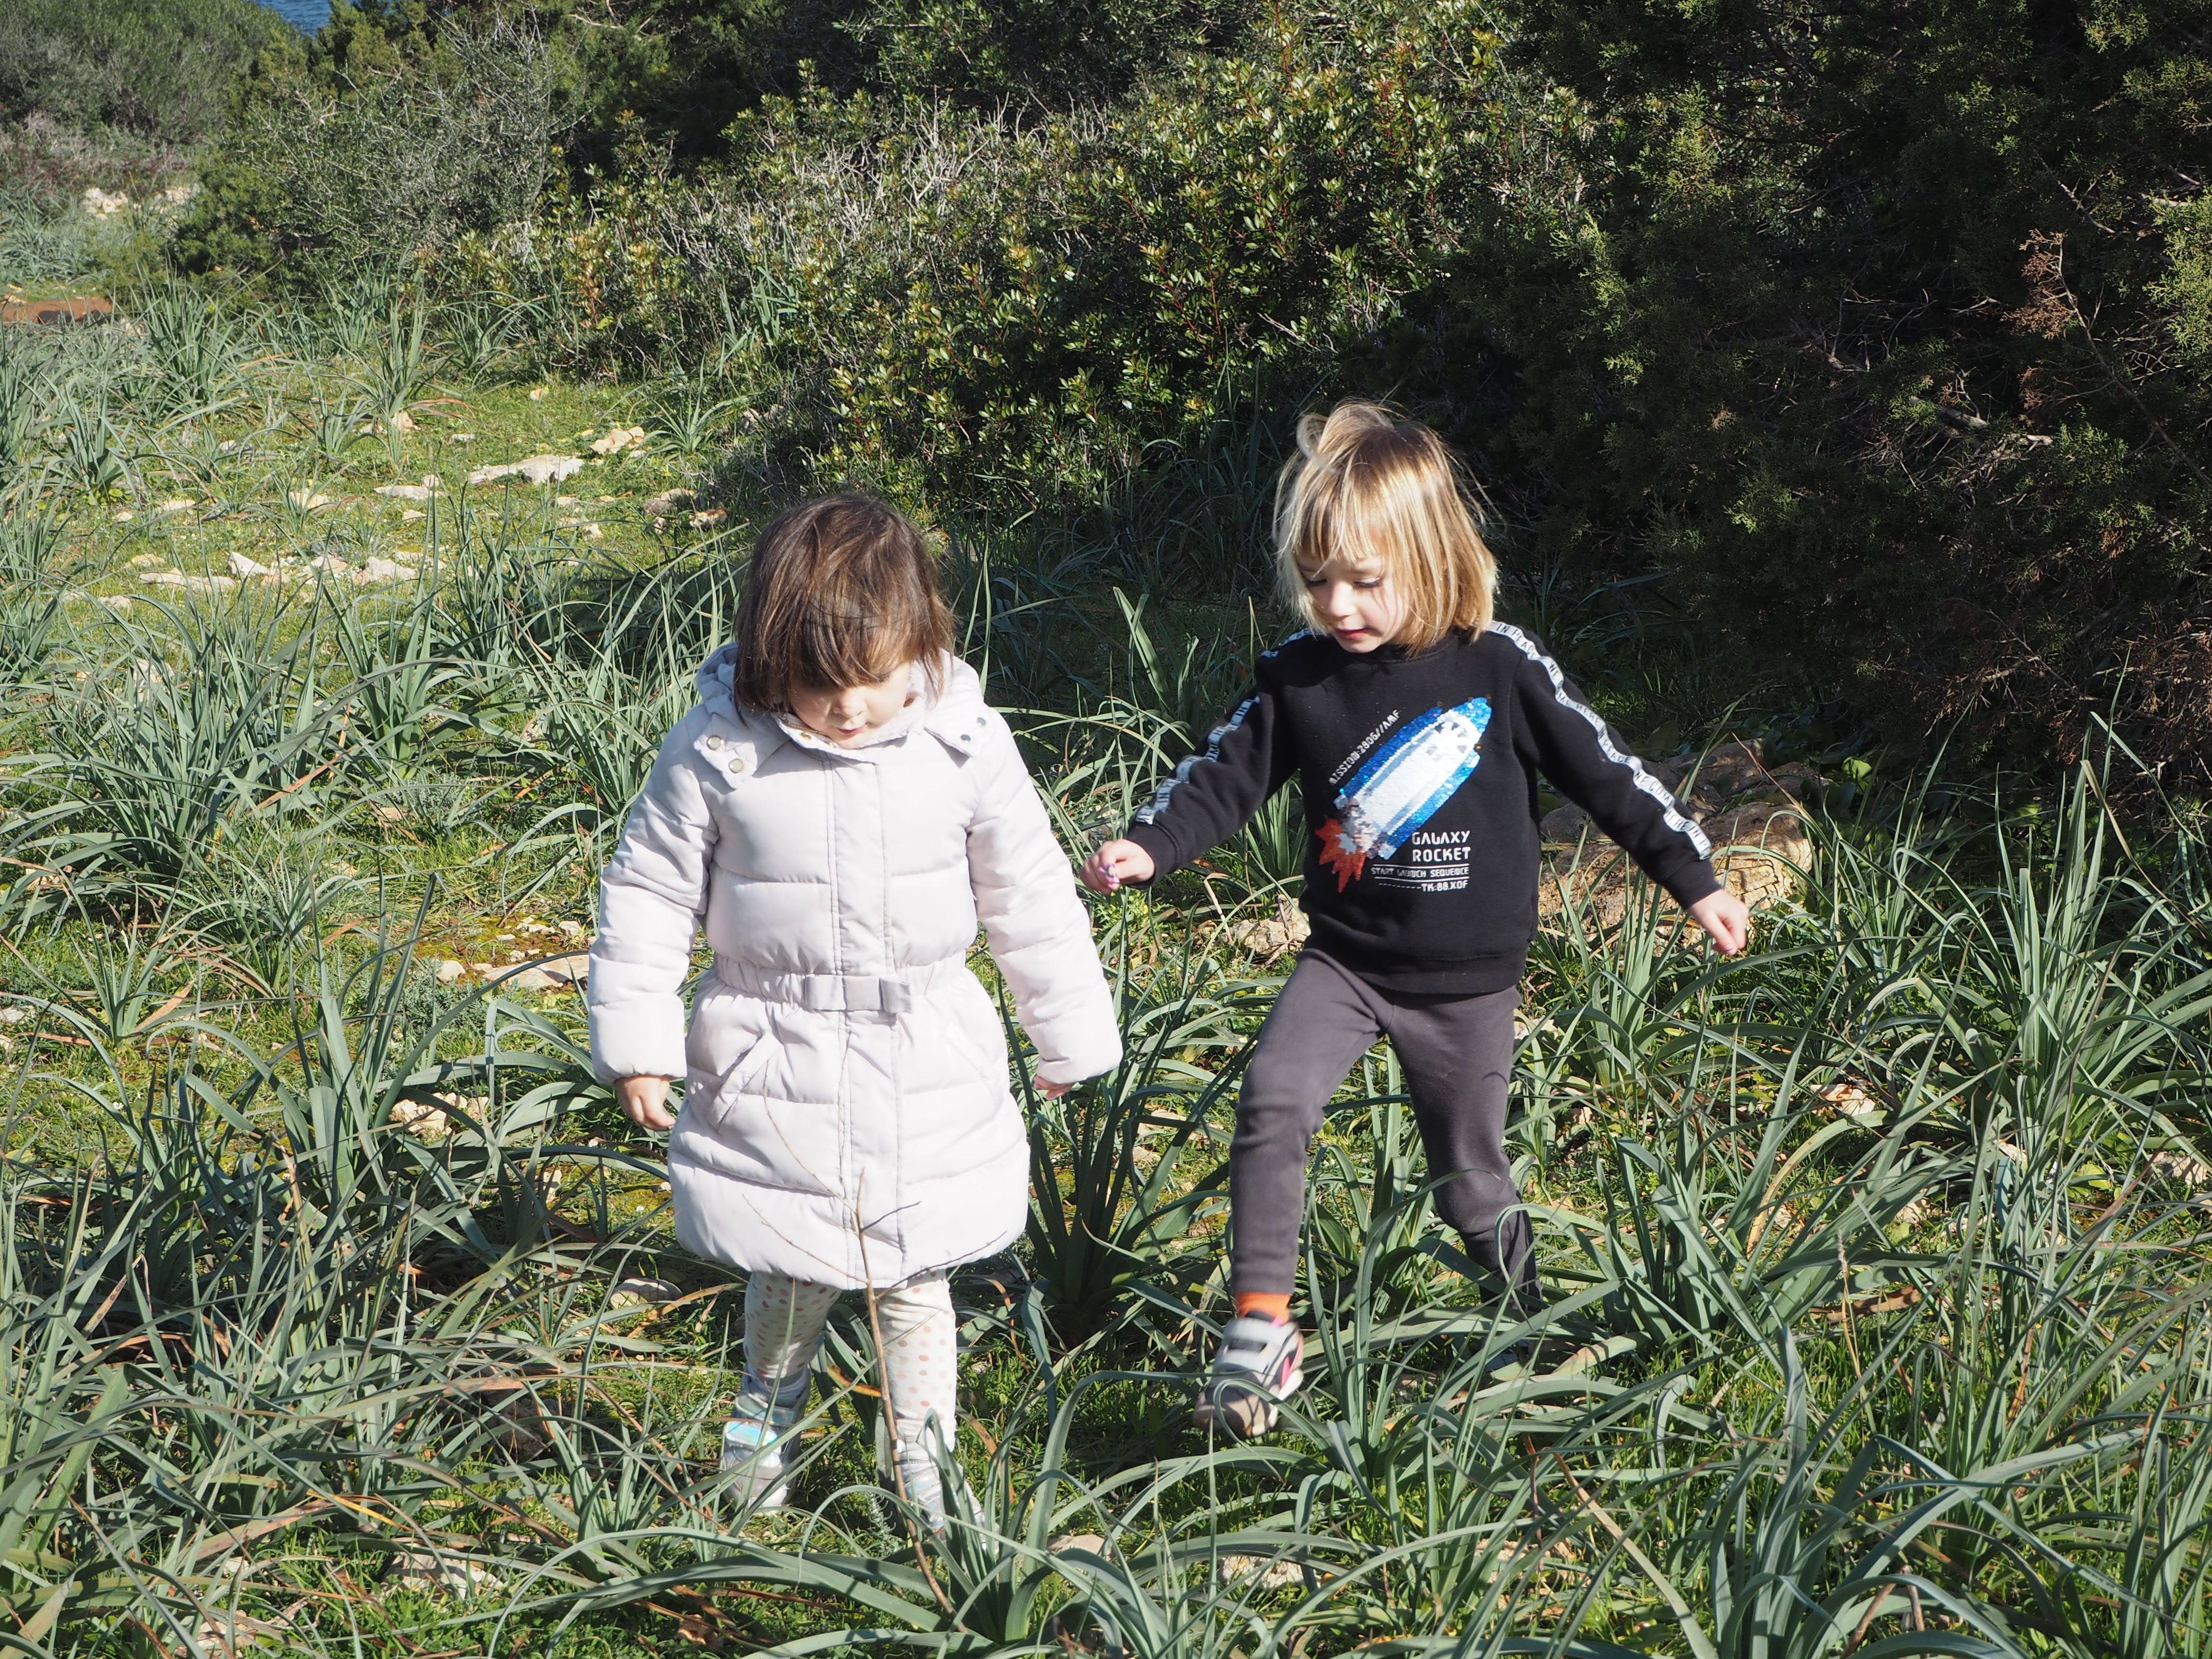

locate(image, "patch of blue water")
[[256, 0, 330, 34]]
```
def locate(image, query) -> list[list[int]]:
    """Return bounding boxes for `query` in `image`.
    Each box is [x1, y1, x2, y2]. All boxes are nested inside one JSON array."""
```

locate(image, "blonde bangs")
[[1275, 402, 1496, 650]]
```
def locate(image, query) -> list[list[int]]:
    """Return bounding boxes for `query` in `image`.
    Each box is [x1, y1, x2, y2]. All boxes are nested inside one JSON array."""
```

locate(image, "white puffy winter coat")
[[587, 646, 1121, 1289]]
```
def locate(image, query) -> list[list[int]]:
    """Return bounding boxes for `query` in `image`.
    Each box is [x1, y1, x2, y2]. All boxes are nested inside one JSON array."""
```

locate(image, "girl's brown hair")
[[1274, 401, 1497, 649], [732, 495, 955, 712]]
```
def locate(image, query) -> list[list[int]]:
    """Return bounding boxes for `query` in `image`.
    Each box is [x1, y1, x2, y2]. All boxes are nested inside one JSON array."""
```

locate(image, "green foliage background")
[[157, 0, 2212, 783], [0, 0, 285, 144]]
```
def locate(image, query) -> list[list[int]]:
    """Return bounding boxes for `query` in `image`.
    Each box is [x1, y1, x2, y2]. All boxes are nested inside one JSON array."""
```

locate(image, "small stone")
[[375, 483, 436, 502], [508, 967, 553, 990], [588, 425, 647, 456], [467, 455, 584, 486], [435, 960, 465, 984], [688, 507, 728, 529], [643, 488, 695, 517], [448, 432, 475, 442], [1540, 803, 1592, 840], [528, 387, 549, 400], [96, 595, 133, 612], [227, 552, 274, 578], [610, 1276, 682, 1307], [398, 509, 426, 522], [154, 498, 195, 515], [113, 509, 135, 522], [288, 489, 332, 509], [390, 1550, 497, 1597], [2152, 1148, 2212, 1188], [539, 953, 589, 986], [127, 552, 167, 567], [1816, 1080, 1881, 1120], [353, 557, 417, 584]]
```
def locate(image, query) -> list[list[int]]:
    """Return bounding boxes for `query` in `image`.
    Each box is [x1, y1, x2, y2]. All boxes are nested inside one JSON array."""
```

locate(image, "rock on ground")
[[1539, 738, 1823, 928], [468, 455, 584, 486]]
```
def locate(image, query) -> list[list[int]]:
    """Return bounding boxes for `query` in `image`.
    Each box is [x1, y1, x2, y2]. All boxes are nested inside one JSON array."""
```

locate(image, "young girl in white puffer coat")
[[587, 495, 1120, 1527]]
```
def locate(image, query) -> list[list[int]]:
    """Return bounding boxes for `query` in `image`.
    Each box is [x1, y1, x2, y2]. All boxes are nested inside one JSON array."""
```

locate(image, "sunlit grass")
[[0, 282, 2209, 1657]]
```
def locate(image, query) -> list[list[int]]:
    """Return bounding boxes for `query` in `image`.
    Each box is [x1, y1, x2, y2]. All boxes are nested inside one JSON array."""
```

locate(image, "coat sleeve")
[[966, 716, 1122, 1087], [1120, 669, 1294, 883], [587, 712, 719, 1084], [1496, 624, 1721, 907]]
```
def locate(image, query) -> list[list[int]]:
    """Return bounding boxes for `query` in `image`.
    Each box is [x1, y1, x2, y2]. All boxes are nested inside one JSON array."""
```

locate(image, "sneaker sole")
[[1193, 1361, 1305, 1437]]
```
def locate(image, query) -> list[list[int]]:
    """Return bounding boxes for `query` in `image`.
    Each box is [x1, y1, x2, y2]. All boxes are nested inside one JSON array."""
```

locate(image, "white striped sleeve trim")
[[1132, 632, 1308, 827], [1134, 694, 1259, 825], [1490, 622, 1713, 858]]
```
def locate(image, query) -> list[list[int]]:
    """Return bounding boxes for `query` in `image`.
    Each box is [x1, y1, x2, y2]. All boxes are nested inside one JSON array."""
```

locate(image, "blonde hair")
[[1274, 401, 1497, 650]]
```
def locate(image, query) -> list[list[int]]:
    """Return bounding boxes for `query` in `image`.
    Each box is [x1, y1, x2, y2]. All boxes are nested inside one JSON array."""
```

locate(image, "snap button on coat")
[[588, 646, 1121, 1289]]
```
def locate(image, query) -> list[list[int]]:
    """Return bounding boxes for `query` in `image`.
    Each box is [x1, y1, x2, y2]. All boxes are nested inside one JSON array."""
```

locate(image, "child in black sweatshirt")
[[1081, 402, 1750, 1435]]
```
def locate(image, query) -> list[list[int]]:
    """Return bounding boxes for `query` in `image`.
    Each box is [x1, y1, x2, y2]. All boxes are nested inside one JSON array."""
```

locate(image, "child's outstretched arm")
[[966, 713, 1122, 1093], [588, 711, 722, 1129], [1080, 673, 1294, 895], [1500, 625, 1752, 956]]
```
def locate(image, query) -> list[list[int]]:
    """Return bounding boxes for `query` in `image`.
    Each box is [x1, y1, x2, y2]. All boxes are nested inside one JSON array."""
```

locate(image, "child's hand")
[[1688, 889, 1753, 956], [1081, 839, 1155, 894], [1037, 1076, 1070, 1099], [617, 1074, 676, 1130]]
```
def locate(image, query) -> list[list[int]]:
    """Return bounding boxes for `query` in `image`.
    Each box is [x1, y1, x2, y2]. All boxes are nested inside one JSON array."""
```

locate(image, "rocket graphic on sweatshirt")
[[1316, 697, 1491, 890]]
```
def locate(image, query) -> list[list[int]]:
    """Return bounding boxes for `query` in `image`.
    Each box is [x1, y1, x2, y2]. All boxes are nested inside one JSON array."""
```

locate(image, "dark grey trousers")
[[1230, 949, 1539, 1312]]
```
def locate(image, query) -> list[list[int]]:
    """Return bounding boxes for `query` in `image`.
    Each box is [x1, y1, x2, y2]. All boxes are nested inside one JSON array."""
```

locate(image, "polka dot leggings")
[[736, 1270, 958, 1525]]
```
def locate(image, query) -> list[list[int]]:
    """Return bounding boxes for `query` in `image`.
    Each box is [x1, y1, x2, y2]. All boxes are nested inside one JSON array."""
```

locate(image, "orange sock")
[[1234, 1292, 1292, 1324]]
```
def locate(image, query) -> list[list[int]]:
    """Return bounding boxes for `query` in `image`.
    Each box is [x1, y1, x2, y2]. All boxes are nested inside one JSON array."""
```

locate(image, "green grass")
[[2, 273, 2212, 1659]]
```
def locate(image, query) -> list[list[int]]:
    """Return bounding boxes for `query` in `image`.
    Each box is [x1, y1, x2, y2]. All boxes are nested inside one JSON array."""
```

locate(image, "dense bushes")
[[0, 0, 285, 144], [164, 0, 2212, 782], [432, 0, 1550, 515], [1481, 0, 2212, 782], [174, 12, 569, 286]]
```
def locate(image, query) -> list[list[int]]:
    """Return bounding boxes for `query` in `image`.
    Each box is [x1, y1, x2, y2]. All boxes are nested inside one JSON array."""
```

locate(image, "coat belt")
[[712, 959, 962, 1015]]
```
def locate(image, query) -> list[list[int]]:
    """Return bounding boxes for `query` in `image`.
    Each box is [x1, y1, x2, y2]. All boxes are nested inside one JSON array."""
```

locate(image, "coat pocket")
[[686, 993, 845, 1198]]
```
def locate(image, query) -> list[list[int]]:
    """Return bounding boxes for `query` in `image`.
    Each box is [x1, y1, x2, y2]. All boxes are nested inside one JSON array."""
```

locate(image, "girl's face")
[[1301, 553, 1407, 653], [789, 661, 915, 746]]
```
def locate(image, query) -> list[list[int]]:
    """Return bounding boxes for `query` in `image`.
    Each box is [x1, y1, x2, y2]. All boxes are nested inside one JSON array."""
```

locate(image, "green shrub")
[[0, 0, 287, 144], [175, 10, 569, 287], [443, 0, 1541, 528], [1468, 0, 2212, 782]]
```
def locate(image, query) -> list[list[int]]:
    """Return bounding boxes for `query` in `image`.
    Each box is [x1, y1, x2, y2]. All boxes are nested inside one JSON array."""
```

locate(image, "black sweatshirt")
[[1124, 625, 1721, 994]]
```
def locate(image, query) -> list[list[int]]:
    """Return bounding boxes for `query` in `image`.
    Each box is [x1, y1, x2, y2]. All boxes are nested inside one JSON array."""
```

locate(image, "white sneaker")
[[721, 1418, 788, 1508], [1193, 1314, 1305, 1439]]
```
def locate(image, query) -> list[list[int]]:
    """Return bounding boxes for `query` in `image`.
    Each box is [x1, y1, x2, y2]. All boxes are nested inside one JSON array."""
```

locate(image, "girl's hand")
[[1082, 839, 1155, 894], [617, 1074, 676, 1131], [1037, 1076, 1070, 1099], [1688, 889, 1753, 956]]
